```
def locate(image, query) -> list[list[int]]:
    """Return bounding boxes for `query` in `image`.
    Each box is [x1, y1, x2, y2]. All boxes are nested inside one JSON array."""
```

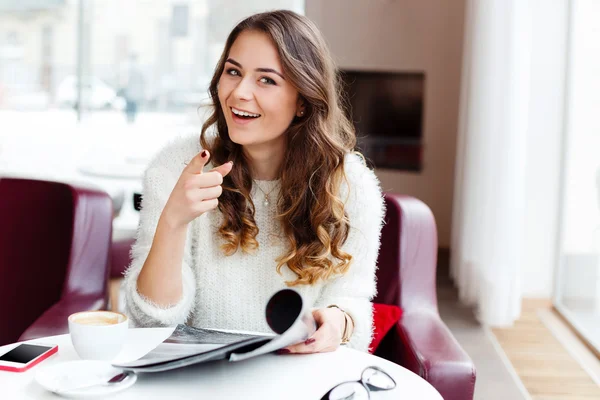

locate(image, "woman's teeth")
[[231, 107, 260, 118]]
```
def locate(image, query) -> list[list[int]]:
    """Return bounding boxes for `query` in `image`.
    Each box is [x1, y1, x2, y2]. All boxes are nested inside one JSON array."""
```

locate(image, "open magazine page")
[[165, 324, 271, 345], [113, 326, 273, 370], [229, 289, 316, 361], [113, 289, 316, 372]]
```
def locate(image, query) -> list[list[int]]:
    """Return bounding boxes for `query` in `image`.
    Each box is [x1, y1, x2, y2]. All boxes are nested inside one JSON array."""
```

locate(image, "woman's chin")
[[227, 126, 285, 149], [228, 130, 255, 146]]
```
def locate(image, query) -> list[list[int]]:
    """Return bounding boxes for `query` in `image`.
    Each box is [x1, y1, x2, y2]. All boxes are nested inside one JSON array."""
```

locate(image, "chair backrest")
[[0, 178, 112, 345], [111, 237, 135, 278], [374, 193, 438, 312]]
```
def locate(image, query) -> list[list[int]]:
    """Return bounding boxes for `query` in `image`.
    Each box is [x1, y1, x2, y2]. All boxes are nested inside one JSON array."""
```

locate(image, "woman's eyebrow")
[[226, 58, 243, 68], [226, 58, 285, 80], [256, 68, 285, 80]]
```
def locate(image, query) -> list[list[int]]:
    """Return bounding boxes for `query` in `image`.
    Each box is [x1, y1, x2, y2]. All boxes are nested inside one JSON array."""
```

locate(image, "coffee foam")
[[70, 311, 127, 326], [73, 315, 119, 326]]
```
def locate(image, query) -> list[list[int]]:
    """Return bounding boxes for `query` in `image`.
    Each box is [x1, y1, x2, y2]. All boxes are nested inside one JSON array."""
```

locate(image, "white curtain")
[[451, 0, 532, 326]]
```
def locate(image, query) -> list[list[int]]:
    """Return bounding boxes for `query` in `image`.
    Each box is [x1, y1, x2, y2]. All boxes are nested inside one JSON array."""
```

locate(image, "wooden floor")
[[492, 300, 600, 400]]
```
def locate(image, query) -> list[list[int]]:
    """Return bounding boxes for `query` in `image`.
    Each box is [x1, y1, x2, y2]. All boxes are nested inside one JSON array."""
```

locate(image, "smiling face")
[[217, 30, 303, 150]]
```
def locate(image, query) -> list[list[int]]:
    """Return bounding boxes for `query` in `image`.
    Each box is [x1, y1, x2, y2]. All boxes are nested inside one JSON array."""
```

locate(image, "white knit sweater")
[[123, 135, 385, 352]]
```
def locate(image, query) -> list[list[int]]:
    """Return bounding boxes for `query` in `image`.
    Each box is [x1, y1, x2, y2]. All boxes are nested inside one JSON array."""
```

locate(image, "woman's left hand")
[[280, 307, 345, 354]]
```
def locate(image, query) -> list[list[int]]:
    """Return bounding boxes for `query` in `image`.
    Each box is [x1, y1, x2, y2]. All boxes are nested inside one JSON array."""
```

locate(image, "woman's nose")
[[232, 78, 254, 101]]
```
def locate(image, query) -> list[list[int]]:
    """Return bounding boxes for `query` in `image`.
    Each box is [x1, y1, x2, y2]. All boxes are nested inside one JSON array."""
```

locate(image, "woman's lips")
[[231, 110, 261, 125]]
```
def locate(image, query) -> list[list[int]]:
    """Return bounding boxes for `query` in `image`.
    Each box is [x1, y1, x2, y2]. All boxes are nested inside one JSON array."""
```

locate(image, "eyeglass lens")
[[361, 366, 396, 391], [328, 381, 370, 400]]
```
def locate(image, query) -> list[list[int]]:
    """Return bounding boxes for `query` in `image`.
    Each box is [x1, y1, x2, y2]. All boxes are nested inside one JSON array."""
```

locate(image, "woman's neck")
[[244, 140, 285, 181]]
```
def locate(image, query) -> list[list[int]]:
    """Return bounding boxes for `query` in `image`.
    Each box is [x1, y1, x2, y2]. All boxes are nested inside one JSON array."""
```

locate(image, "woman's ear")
[[296, 98, 306, 117]]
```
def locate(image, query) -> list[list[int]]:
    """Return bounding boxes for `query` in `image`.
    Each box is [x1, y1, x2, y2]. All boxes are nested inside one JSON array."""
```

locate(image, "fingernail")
[[276, 349, 290, 354], [228, 161, 233, 166], [201, 150, 207, 158], [305, 338, 316, 345]]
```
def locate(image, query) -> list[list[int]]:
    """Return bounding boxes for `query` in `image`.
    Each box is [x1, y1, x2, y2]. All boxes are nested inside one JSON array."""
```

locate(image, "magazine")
[[112, 288, 316, 373]]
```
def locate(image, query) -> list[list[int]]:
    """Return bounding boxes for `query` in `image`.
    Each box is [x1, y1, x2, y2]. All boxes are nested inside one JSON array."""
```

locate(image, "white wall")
[[306, 0, 466, 247], [521, 0, 568, 297]]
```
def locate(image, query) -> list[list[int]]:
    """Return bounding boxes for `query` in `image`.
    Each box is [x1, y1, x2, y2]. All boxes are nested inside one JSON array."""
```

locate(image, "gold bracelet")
[[327, 305, 352, 344]]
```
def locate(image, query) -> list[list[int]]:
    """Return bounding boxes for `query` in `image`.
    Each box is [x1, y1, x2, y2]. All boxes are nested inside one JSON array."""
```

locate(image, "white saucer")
[[35, 360, 137, 398]]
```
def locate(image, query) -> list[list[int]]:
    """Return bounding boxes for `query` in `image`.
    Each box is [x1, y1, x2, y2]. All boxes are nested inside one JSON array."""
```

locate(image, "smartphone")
[[0, 343, 58, 373]]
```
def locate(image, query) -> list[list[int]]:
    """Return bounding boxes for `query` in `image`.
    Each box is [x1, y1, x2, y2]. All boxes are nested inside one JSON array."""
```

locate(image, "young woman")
[[124, 10, 385, 354]]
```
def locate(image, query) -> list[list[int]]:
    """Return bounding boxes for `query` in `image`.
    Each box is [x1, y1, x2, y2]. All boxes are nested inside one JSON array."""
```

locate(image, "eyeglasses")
[[320, 366, 396, 399]]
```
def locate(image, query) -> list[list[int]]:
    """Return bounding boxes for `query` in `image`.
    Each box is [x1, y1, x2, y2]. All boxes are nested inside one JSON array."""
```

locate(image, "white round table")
[[0, 328, 442, 399]]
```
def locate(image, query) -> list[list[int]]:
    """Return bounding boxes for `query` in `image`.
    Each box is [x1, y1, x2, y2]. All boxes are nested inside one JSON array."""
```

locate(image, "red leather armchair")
[[0, 178, 113, 345], [374, 194, 476, 400]]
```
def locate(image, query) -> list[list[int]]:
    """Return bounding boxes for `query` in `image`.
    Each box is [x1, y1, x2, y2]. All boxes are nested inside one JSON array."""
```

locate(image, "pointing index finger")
[[186, 150, 209, 174]]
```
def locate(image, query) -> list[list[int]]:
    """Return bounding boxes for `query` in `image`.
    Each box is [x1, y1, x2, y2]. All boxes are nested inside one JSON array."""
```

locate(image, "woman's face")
[[218, 30, 302, 149]]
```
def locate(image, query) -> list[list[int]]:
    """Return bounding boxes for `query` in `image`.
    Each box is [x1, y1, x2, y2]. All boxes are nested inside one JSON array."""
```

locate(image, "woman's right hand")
[[161, 150, 233, 229]]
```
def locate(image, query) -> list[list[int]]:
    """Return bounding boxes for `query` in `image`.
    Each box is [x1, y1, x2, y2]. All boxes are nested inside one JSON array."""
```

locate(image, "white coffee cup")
[[68, 311, 129, 361]]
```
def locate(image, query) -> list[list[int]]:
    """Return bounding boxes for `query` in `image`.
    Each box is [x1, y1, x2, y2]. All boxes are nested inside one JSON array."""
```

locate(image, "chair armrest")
[[378, 309, 476, 400], [375, 194, 475, 399], [62, 184, 113, 300], [18, 295, 105, 342]]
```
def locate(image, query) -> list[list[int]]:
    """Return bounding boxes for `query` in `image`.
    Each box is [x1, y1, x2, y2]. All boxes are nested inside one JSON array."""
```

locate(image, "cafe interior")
[[1, 0, 600, 399]]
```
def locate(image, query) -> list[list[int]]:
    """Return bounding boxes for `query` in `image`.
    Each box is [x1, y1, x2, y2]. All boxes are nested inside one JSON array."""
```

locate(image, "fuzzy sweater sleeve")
[[314, 153, 386, 352], [123, 136, 201, 327]]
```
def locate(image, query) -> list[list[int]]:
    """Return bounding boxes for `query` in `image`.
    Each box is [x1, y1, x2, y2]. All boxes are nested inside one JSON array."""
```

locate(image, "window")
[[553, 0, 600, 354], [0, 0, 305, 239]]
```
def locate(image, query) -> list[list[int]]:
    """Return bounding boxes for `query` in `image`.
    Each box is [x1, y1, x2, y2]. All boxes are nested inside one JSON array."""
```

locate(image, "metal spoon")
[[56, 371, 135, 394]]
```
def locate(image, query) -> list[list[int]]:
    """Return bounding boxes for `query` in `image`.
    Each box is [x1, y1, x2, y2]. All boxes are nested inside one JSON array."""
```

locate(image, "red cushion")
[[369, 303, 403, 353]]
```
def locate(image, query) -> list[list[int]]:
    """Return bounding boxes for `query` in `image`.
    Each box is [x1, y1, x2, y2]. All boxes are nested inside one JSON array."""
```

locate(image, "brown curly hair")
[[200, 10, 357, 286]]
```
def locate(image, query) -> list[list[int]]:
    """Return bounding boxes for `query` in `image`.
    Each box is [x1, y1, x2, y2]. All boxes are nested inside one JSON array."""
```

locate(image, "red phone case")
[[0, 344, 59, 373]]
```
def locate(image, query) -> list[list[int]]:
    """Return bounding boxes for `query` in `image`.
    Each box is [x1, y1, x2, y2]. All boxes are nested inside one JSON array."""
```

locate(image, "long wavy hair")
[[200, 10, 357, 286]]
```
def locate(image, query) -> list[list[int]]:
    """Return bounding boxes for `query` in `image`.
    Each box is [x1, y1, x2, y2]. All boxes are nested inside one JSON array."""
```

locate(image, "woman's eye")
[[226, 68, 240, 76], [260, 77, 276, 85]]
